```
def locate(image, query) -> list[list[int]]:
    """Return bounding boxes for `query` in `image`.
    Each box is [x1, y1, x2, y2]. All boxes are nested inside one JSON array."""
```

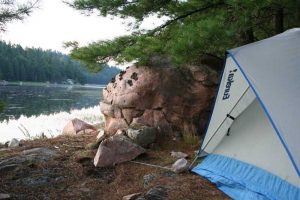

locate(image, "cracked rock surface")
[[101, 65, 218, 137]]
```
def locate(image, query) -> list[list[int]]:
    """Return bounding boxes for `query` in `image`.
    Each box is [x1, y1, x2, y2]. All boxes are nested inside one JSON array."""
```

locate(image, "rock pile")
[[92, 124, 161, 167], [62, 118, 191, 172]]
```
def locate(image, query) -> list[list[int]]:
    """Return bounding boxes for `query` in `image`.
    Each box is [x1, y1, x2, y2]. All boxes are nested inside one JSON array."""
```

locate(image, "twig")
[[130, 161, 172, 171]]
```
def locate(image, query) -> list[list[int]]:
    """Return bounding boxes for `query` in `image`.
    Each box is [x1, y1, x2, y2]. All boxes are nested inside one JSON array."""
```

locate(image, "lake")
[[0, 83, 104, 143]]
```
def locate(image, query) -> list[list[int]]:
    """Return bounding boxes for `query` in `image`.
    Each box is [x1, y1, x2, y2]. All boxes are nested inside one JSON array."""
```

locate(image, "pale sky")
[[0, 0, 164, 54]]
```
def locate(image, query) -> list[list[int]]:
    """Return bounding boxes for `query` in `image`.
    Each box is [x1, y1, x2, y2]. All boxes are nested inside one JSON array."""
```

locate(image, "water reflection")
[[0, 84, 104, 142], [0, 84, 103, 122]]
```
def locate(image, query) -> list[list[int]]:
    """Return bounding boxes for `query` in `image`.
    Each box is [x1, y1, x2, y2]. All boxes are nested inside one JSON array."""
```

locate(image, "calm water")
[[0, 84, 104, 142], [0, 84, 103, 121]]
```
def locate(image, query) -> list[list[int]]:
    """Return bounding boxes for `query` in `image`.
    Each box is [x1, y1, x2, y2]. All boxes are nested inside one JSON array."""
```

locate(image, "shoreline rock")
[[100, 65, 218, 138], [62, 118, 97, 135]]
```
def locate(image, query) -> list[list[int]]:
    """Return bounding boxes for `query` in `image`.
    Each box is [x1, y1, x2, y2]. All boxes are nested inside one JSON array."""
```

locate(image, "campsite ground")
[[0, 133, 229, 200]]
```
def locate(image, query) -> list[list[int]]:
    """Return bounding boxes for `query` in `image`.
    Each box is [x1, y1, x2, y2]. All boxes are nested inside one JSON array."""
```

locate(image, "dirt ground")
[[0, 133, 230, 200]]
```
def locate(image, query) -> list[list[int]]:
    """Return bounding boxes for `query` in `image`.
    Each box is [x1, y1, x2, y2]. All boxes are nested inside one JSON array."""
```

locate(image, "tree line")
[[0, 41, 120, 84]]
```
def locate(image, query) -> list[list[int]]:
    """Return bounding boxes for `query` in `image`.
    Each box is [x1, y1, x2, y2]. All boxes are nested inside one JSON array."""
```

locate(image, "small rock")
[[0, 147, 58, 172], [170, 151, 188, 159], [96, 130, 105, 143], [122, 193, 142, 200], [23, 147, 58, 159], [8, 138, 20, 148], [144, 186, 168, 200], [143, 174, 156, 188], [172, 158, 189, 173], [0, 193, 10, 199], [127, 126, 157, 148], [85, 142, 99, 150], [62, 118, 96, 135], [94, 135, 146, 167]]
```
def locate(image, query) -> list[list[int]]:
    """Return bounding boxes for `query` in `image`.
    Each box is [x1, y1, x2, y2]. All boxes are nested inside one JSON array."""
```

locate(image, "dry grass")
[[0, 133, 229, 200]]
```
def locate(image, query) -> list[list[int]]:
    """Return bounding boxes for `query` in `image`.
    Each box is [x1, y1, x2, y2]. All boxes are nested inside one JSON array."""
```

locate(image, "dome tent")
[[192, 28, 300, 200]]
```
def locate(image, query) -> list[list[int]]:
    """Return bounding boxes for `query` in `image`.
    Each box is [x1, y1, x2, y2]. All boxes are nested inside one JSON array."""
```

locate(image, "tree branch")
[[148, 1, 226, 36]]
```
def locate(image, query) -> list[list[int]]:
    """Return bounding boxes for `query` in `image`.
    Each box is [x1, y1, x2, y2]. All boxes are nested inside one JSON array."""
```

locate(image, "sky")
[[0, 0, 163, 54]]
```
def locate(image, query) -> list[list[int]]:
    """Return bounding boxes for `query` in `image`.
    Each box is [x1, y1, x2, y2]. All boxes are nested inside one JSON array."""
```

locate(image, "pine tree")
[[0, 0, 39, 31], [66, 0, 300, 69]]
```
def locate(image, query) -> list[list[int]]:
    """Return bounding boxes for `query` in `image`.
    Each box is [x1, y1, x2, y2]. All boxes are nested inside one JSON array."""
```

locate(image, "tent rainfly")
[[192, 28, 300, 200]]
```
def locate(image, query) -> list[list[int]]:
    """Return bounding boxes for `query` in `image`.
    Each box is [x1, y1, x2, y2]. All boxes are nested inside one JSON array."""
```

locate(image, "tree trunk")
[[275, 7, 284, 34]]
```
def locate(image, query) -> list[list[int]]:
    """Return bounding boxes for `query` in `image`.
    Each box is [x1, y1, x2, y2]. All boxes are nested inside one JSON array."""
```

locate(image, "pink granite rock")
[[94, 135, 145, 167], [100, 64, 218, 137], [62, 118, 97, 135]]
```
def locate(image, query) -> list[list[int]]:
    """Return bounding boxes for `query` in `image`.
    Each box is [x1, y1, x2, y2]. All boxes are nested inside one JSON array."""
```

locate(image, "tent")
[[192, 28, 300, 200]]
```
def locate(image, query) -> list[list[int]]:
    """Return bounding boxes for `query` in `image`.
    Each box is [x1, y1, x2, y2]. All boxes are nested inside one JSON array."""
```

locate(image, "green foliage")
[[67, 0, 300, 69], [67, 36, 136, 71], [0, 0, 39, 31]]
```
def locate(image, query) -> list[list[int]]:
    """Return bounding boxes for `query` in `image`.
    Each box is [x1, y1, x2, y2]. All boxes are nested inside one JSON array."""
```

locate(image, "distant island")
[[0, 41, 120, 85]]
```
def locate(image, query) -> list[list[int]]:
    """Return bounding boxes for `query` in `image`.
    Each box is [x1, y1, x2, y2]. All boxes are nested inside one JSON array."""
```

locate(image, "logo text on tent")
[[223, 69, 238, 100]]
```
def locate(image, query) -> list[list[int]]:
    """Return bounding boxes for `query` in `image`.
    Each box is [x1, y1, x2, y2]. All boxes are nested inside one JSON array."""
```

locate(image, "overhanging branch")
[[148, 1, 226, 36]]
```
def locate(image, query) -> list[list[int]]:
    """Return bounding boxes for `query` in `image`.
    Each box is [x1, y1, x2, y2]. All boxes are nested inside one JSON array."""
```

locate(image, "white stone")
[[172, 158, 189, 173], [170, 151, 188, 159], [8, 138, 20, 148]]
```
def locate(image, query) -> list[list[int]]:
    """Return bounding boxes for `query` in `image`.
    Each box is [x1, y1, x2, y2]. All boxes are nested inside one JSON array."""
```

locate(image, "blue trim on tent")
[[198, 53, 229, 153], [192, 154, 300, 200], [227, 51, 300, 178]]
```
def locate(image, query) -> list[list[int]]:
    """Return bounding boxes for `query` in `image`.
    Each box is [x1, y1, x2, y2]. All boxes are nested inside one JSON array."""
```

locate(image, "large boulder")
[[94, 135, 145, 167], [62, 118, 97, 135], [101, 64, 218, 137]]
